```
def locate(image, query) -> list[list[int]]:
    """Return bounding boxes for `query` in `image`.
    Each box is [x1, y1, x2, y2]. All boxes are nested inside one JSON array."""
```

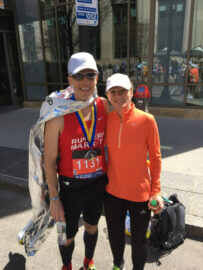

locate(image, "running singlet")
[[57, 98, 106, 179]]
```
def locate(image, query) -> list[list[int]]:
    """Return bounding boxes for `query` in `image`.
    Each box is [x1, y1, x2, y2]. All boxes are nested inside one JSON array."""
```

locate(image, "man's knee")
[[64, 237, 74, 247], [84, 221, 98, 234]]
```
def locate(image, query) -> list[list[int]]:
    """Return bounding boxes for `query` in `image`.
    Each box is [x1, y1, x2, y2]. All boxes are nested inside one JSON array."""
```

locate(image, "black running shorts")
[[59, 174, 107, 239]]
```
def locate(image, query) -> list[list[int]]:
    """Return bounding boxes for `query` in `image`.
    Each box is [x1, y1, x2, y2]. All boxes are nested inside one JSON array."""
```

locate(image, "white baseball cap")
[[67, 52, 98, 75], [106, 73, 132, 92]]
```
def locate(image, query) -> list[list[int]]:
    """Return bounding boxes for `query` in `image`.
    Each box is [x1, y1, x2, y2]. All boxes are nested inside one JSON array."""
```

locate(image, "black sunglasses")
[[71, 72, 98, 81]]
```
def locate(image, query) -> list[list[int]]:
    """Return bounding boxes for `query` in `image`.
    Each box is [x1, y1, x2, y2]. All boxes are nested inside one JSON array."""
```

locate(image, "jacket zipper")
[[118, 118, 123, 149]]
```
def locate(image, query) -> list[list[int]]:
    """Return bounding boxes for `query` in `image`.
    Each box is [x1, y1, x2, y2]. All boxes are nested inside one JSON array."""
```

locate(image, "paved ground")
[[0, 106, 203, 269], [0, 188, 202, 270]]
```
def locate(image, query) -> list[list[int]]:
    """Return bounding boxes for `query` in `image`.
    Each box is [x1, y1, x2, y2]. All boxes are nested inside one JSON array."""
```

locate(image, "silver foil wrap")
[[18, 88, 97, 256]]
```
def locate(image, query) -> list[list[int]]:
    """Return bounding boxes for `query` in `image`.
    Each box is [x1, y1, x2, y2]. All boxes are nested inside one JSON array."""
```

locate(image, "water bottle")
[[57, 221, 67, 245], [125, 211, 131, 236], [150, 199, 159, 211], [146, 220, 151, 238], [125, 211, 151, 238]]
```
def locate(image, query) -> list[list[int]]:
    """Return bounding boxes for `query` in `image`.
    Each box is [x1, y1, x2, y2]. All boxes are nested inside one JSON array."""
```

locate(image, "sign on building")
[[76, 0, 98, 27]]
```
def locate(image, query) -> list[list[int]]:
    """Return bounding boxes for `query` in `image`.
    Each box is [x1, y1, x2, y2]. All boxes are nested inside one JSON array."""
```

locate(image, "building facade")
[[0, 0, 23, 106], [1, 0, 203, 117]]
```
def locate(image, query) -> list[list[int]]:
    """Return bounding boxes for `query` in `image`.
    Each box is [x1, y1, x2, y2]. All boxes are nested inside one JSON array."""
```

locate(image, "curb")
[[186, 224, 203, 241], [0, 175, 202, 241], [0, 174, 28, 193]]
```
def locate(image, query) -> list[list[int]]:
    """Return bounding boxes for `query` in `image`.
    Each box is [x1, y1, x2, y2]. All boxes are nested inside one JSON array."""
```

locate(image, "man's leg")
[[128, 201, 151, 270], [83, 222, 98, 260], [82, 176, 106, 269], [83, 222, 98, 269], [59, 187, 84, 269], [104, 192, 126, 268], [59, 239, 74, 269]]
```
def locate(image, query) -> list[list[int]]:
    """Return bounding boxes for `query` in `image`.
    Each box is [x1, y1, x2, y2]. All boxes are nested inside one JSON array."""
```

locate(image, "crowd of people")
[[153, 58, 201, 85], [97, 60, 149, 83], [43, 52, 163, 270]]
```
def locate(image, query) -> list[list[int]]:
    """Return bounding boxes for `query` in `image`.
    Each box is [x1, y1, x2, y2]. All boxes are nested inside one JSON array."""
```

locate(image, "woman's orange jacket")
[[105, 103, 161, 202]]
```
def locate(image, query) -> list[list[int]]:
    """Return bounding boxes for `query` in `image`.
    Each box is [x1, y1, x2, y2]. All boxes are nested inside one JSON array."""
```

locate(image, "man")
[[104, 73, 163, 270], [44, 52, 108, 270]]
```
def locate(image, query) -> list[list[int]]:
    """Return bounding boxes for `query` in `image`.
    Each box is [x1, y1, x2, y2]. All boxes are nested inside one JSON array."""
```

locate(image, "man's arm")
[[44, 116, 65, 222]]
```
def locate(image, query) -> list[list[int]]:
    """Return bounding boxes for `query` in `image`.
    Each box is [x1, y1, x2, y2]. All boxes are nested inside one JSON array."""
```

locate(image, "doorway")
[[0, 32, 22, 106], [0, 33, 11, 104]]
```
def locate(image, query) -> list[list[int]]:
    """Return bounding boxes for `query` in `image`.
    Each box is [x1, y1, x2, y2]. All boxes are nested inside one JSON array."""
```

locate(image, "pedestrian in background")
[[104, 73, 163, 270], [133, 84, 151, 112]]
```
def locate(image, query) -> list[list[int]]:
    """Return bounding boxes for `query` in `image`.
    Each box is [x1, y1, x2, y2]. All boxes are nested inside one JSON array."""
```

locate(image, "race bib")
[[72, 148, 103, 179]]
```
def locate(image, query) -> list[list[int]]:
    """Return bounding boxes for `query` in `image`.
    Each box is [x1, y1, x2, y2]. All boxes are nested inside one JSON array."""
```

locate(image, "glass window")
[[48, 84, 62, 94], [153, 0, 188, 84], [26, 85, 46, 100], [46, 0, 55, 5], [41, 1, 60, 82], [129, 0, 150, 83], [57, 0, 73, 4], [7, 33, 23, 97], [56, 1, 104, 83], [0, 33, 12, 104], [151, 85, 184, 106], [177, 4, 183, 12], [57, 4, 79, 82], [190, 0, 203, 80], [0, 15, 15, 31], [186, 85, 203, 106], [15, 0, 45, 83], [184, 0, 203, 107], [113, 4, 127, 58], [159, 5, 167, 12], [97, 1, 127, 84]]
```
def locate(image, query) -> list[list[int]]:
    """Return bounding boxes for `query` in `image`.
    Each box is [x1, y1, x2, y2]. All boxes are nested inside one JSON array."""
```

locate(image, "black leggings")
[[104, 192, 151, 270]]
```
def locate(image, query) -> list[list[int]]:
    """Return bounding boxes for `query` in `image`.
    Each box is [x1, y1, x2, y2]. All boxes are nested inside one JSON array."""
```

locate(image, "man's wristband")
[[50, 195, 60, 201]]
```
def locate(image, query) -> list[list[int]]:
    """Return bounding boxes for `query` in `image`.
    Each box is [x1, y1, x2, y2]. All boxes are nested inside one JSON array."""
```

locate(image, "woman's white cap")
[[106, 73, 132, 92], [68, 52, 98, 75]]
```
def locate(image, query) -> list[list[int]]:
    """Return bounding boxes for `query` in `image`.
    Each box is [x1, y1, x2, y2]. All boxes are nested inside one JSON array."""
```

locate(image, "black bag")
[[147, 194, 186, 265]]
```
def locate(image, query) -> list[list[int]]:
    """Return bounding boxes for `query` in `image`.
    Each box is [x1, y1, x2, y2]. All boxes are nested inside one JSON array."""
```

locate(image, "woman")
[[104, 73, 163, 270]]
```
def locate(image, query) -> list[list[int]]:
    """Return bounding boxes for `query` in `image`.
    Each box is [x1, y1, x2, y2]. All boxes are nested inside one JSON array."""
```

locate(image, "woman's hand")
[[148, 195, 164, 214]]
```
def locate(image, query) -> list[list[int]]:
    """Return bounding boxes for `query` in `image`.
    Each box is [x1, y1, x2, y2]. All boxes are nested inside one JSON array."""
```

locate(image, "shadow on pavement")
[[0, 188, 31, 218], [156, 117, 203, 158], [0, 147, 28, 180], [0, 105, 22, 115], [3, 252, 26, 270]]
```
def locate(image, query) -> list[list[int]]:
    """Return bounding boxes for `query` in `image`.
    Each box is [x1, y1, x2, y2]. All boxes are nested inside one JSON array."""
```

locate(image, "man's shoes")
[[83, 257, 97, 270], [113, 266, 120, 270], [61, 264, 72, 270], [112, 264, 125, 270]]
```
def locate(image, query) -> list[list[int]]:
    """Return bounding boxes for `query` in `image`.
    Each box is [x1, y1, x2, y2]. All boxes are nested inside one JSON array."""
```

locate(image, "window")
[[113, 4, 127, 58]]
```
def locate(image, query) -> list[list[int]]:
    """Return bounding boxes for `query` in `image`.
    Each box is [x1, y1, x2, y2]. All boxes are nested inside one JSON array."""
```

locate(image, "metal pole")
[[12, 0, 27, 101], [148, 0, 156, 97], [55, 3, 63, 87], [183, 0, 195, 106], [3, 32, 16, 105], [38, 0, 48, 96]]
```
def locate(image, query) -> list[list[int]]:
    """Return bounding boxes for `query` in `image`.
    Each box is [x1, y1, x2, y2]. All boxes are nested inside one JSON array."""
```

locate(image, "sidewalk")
[[0, 188, 202, 270], [0, 107, 202, 241]]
